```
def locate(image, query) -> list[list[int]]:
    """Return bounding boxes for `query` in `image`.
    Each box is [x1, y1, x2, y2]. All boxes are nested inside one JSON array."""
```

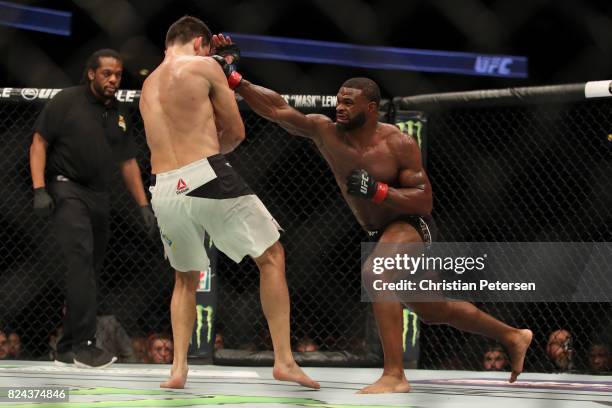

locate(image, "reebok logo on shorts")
[[176, 178, 190, 195]]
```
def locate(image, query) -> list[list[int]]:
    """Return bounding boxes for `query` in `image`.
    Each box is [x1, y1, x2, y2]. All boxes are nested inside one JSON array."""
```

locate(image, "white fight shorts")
[[150, 154, 281, 272]]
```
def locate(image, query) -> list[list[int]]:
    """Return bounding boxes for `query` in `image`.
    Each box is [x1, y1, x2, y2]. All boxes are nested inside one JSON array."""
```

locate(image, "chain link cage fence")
[[0, 83, 610, 374], [0, 91, 173, 362], [0, 90, 374, 366], [396, 84, 612, 374]]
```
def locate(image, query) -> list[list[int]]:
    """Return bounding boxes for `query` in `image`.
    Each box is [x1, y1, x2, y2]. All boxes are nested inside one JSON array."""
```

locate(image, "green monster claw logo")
[[402, 309, 419, 352], [8, 386, 413, 407], [396, 120, 423, 147], [195, 305, 213, 348]]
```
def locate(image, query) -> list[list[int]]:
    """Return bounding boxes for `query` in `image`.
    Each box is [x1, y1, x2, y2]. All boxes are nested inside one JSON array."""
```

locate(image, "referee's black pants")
[[49, 180, 109, 353]]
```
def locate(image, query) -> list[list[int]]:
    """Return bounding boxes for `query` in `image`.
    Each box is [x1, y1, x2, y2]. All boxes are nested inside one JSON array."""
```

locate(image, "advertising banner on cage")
[[402, 308, 420, 366], [394, 110, 428, 168], [361, 242, 612, 302], [189, 233, 218, 359], [0, 88, 341, 111]]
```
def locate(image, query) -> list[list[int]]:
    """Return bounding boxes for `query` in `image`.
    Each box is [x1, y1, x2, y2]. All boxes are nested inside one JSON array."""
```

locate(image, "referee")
[[29, 49, 156, 368]]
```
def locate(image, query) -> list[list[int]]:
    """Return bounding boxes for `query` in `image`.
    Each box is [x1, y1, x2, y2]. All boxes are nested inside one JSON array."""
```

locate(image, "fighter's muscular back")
[[311, 120, 432, 230], [140, 56, 242, 174]]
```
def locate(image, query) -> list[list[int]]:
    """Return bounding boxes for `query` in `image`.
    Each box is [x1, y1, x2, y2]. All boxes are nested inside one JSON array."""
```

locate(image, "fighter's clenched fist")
[[346, 169, 389, 204]]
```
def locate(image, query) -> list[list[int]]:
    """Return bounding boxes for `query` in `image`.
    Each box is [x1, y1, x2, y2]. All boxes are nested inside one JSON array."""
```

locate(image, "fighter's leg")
[[358, 221, 423, 394], [358, 301, 411, 394], [253, 241, 320, 389], [160, 269, 199, 389], [149, 163, 217, 388], [408, 300, 532, 382], [363, 219, 532, 384]]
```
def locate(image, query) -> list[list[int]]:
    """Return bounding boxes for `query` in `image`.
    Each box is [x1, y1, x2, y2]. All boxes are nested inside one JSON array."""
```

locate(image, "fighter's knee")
[[268, 240, 284, 257], [418, 313, 438, 325], [254, 240, 284, 268], [174, 270, 200, 291], [411, 301, 454, 325]]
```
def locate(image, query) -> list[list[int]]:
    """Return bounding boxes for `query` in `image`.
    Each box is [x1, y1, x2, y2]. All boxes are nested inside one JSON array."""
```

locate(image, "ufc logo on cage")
[[360, 173, 369, 195]]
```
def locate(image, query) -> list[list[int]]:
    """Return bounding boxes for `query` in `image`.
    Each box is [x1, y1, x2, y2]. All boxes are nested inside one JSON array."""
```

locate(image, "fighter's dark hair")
[[341, 77, 381, 106], [81, 48, 122, 84], [165, 15, 212, 47]]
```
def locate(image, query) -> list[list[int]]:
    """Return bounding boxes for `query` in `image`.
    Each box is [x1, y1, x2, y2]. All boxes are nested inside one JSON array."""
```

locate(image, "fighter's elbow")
[[420, 188, 433, 214], [232, 123, 246, 144], [403, 189, 432, 215], [423, 194, 433, 214], [223, 120, 244, 141], [220, 125, 245, 153]]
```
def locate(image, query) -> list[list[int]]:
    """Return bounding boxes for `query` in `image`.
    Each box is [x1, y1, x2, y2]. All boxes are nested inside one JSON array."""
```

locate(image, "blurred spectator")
[[214, 332, 224, 351], [296, 337, 319, 353], [148, 334, 173, 364], [546, 329, 574, 372], [588, 342, 610, 373], [0, 332, 10, 359], [483, 345, 509, 371], [131, 336, 148, 363], [321, 335, 339, 351], [8, 333, 21, 359]]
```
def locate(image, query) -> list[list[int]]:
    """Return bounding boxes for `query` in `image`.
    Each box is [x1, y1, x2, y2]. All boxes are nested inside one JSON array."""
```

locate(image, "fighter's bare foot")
[[506, 329, 533, 383], [160, 366, 188, 389], [273, 363, 320, 389], [358, 373, 411, 394]]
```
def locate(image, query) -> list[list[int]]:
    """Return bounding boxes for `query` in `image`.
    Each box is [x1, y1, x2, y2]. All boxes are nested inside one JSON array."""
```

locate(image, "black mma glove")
[[212, 45, 243, 90], [140, 204, 158, 237], [346, 169, 389, 204], [216, 43, 240, 66], [33, 187, 55, 217]]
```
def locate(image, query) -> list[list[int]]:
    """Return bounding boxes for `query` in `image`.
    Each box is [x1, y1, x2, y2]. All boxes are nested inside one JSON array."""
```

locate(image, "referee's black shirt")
[[34, 85, 138, 192]]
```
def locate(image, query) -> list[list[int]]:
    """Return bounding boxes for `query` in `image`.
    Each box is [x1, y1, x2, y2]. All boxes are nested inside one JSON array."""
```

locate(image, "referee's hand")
[[33, 187, 55, 217], [140, 204, 158, 237]]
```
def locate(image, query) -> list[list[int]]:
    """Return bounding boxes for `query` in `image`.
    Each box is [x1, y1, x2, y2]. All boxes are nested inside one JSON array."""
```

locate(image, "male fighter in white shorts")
[[139, 15, 319, 390]]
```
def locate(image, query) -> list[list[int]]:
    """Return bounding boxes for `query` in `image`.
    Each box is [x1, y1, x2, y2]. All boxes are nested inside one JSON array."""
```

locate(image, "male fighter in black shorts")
[[213, 35, 532, 393]]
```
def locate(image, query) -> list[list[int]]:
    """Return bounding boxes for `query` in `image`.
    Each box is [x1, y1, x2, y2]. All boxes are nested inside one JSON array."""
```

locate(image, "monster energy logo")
[[196, 305, 214, 348], [402, 308, 419, 352], [396, 119, 424, 147]]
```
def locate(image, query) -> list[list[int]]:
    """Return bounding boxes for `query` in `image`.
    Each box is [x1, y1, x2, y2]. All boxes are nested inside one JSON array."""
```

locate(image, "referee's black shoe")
[[73, 341, 117, 368], [53, 350, 75, 366]]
